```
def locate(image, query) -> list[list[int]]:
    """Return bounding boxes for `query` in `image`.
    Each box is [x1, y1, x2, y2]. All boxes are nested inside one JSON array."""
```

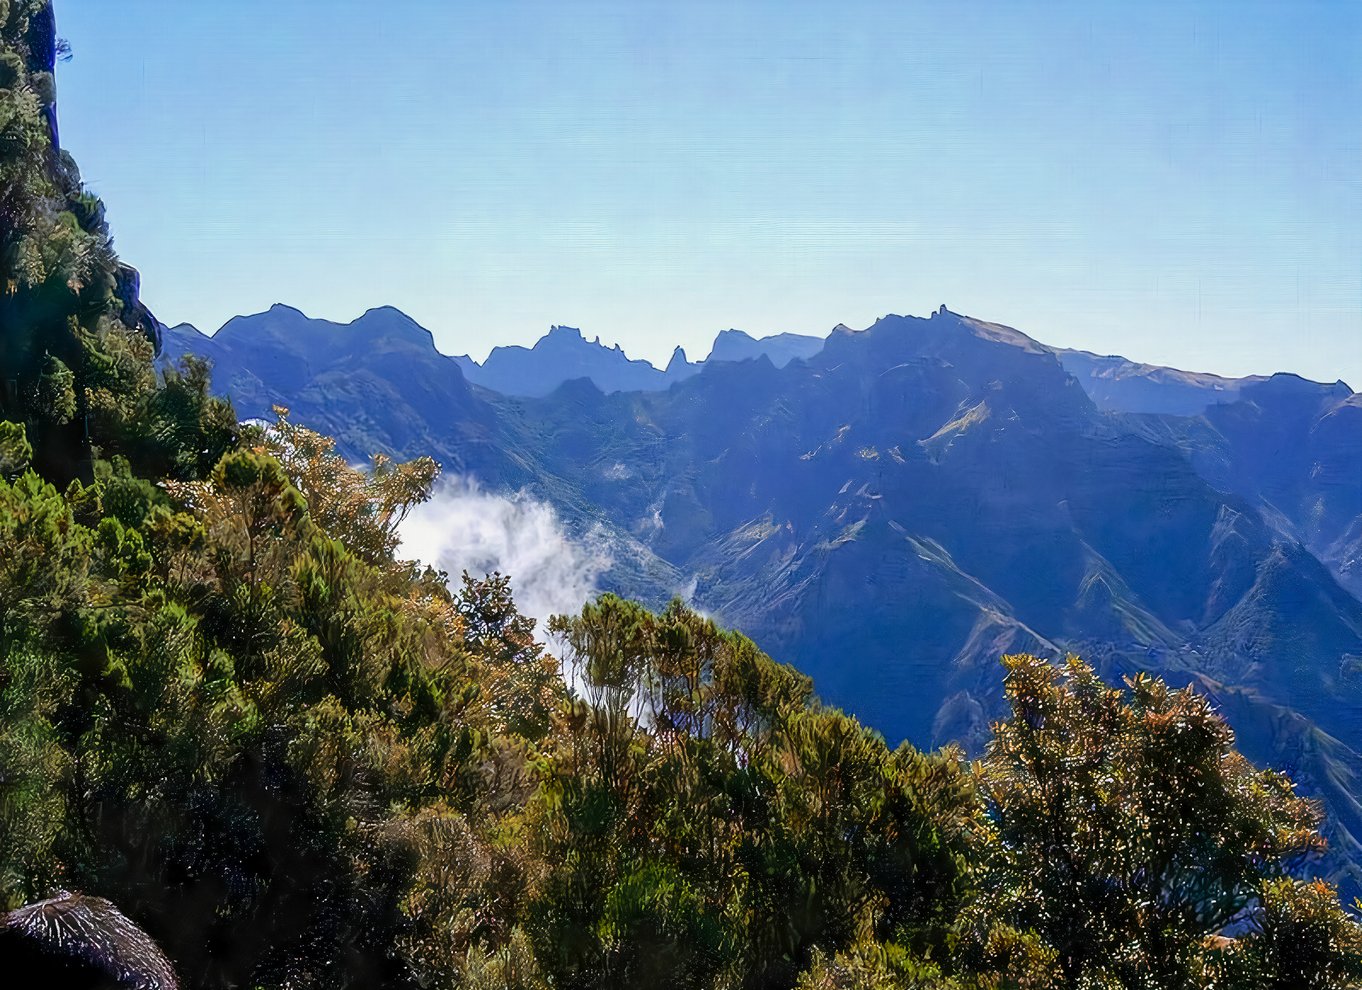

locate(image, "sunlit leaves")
[[975, 653, 1344, 988], [247, 405, 438, 567]]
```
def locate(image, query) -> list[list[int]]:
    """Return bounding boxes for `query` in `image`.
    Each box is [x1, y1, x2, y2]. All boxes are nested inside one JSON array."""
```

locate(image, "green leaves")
[[248, 405, 437, 567], [0, 420, 30, 478], [530, 597, 983, 989], [35, 352, 73, 423], [1238, 878, 1362, 988], [0, 647, 71, 909], [1, 427, 1359, 990], [975, 653, 1346, 988], [0, 467, 92, 650]]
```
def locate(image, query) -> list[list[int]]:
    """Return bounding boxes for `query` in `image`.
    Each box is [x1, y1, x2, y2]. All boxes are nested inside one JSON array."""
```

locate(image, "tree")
[[975, 654, 1349, 989], [457, 571, 562, 743], [532, 597, 983, 990], [246, 407, 437, 567], [1216, 878, 1362, 989], [795, 942, 954, 990]]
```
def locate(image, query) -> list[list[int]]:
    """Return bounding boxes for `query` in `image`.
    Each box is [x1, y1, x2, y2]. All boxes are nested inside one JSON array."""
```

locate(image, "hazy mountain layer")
[[165, 309, 826, 400], [1054, 348, 1270, 415]]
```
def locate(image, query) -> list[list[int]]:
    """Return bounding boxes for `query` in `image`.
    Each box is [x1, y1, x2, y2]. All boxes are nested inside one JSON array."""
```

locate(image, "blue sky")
[[56, 1, 1361, 385]]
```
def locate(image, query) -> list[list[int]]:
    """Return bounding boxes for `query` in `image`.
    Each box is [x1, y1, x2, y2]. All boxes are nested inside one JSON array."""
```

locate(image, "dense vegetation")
[[4, 3, 1362, 987]]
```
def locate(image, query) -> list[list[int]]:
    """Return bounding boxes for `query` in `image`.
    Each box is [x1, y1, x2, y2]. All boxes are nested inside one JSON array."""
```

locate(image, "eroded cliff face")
[[115, 261, 163, 354]]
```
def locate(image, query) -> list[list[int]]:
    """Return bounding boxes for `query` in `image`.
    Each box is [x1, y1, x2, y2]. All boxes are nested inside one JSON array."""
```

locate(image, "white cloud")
[[397, 476, 610, 633]]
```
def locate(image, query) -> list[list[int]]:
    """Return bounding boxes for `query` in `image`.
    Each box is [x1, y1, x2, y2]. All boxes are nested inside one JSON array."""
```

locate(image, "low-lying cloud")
[[398, 477, 610, 633]]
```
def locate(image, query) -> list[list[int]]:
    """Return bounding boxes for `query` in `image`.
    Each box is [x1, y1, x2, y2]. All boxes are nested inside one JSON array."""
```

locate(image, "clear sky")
[[55, 1, 1361, 385]]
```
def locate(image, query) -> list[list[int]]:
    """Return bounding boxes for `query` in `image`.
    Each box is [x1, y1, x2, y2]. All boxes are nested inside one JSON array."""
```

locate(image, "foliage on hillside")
[[3, 402, 1361, 989], [4, 4, 1362, 988], [1, 0, 235, 483]]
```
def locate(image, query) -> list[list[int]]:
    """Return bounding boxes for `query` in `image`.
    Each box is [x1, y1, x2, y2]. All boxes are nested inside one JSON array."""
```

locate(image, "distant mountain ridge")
[[167, 304, 1347, 417], [706, 327, 827, 368], [161, 303, 1359, 603], [163, 302, 1362, 892], [164, 307, 827, 400], [1054, 348, 1271, 416], [450, 325, 690, 396]]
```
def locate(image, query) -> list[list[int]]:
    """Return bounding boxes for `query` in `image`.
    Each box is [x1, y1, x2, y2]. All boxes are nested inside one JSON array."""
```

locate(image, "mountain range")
[[163, 304, 1362, 891], [164, 305, 827, 401], [447, 324, 827, 397]]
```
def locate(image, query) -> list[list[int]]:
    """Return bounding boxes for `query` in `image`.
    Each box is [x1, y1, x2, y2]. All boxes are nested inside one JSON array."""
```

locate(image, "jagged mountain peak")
[[474, 325, 676, 397], [860, 309, 1050, 356], [542, 324, 585, 343]]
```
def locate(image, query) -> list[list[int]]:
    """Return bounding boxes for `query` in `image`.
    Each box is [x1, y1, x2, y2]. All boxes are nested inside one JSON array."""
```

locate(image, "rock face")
[[1108, 374, 1362, 601], [0, 891, 180, 989], [165, 303, 1362, 893], [1169, 377, 1361, 599], [115, 264, 162, 354]]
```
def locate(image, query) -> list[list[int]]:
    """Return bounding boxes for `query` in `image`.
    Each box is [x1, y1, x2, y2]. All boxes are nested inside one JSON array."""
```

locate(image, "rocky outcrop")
[[707, 327, 823, 368], [115, 264, 162, 354]]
